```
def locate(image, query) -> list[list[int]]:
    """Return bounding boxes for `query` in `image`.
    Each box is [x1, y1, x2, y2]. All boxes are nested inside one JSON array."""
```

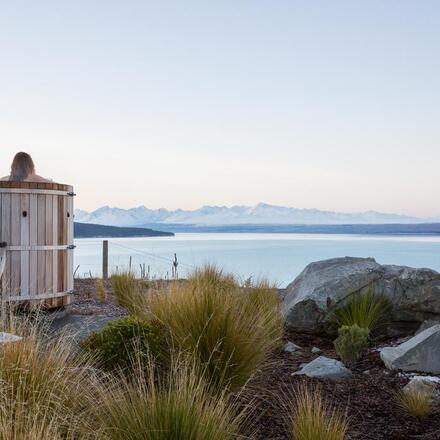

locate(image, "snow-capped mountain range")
[[74, 203, 431, 227]]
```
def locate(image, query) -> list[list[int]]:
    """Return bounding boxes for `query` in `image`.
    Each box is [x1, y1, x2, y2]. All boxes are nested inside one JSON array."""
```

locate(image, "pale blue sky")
[[1, 1, 439, 216]]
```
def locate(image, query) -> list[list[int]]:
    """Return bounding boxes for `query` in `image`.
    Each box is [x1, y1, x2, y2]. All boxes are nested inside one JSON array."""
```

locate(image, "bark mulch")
[[240, 329, 440, 440]]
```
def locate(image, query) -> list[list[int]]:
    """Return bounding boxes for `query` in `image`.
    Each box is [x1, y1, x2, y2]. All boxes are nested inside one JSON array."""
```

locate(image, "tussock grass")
[[95, 356, 244, 440], [290, 383, 348, 440], [111, 271, 145, 313], [330, 289, 391, 334], [396, 388, 433, 419], [144, 265, 283, 391], [0, 400, 78, 440], [0, 312, 97, 439], [96, 278, 107, 303]]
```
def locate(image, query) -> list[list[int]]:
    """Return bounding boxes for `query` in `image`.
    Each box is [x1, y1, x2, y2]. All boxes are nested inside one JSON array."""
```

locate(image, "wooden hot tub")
[[0, 182, 75, 308]]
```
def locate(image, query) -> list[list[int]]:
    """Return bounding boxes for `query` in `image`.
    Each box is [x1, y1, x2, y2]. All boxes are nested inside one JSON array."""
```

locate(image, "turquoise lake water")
[[74, 233, 440, 287]]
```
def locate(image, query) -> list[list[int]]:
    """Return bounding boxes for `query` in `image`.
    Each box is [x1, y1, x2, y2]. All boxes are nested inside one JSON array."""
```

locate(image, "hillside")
[[74, 222, 174, 238]]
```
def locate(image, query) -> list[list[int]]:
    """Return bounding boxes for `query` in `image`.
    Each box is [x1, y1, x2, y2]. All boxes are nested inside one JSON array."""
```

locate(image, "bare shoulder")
[[28, 174, 53, 183]]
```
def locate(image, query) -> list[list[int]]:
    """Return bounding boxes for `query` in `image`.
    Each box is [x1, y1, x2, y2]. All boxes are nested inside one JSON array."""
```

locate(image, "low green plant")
[[330, 289, 392, 334], [290, 383, 348, 440], [334, 324, 369, 365], [95, 357, 243, 440], [82, 317, 165, 372], [396, 388, 434, 419]]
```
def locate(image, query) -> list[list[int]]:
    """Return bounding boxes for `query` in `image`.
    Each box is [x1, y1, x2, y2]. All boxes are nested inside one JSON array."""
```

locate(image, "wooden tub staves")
[[0, 182, 75, 308]]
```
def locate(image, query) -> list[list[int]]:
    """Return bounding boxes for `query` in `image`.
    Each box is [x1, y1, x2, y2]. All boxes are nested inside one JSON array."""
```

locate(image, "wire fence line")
[[74, 239, 196, 280]]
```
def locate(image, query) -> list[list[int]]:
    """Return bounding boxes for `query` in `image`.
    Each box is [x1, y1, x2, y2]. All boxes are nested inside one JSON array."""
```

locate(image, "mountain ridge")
[[74, 203, 434, 227]]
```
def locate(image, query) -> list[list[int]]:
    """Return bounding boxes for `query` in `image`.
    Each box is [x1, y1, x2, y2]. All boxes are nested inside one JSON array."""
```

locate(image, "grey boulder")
[[282, 257, 440, 335], [293, 356, 352, 380], [416, 320, 440, 335], [380, 325, 440, 374]]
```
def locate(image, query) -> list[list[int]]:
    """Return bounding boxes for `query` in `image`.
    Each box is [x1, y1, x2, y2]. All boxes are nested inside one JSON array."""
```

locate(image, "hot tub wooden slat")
[[52, 194, 58, 297], [29, 195, 38, 296], [1, 194, 11, 293], [37, 195, 46, 294], [20, 193, 30, 297], [45, 196, 53, 294], [67, 194, 74, 292]]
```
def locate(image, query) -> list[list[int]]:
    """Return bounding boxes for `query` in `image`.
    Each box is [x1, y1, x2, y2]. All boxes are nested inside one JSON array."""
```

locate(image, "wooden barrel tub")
[[0, 182, 75, 308]]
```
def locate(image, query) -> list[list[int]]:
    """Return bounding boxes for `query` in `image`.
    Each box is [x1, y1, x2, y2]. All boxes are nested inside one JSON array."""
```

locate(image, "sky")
[[1, 1, 439, 217]]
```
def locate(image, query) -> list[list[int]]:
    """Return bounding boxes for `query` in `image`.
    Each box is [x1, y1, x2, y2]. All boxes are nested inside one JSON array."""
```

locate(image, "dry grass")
[[0, 310, 98, 439], [290, 383, 348, 440], [143, 265, 283, 391], [396, 388, 434, 419], [95, 356, 244, 440], [111, 271, 145, 313], [96, 278, 107, 303]]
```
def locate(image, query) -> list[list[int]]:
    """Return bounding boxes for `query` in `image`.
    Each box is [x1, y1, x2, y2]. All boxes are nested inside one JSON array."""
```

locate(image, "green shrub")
[[334, 324, 369, 365], [146, 265, 283, 392], [330, 289, 392, 334], [95, 357, 243, 440], [82, 317, 165, 371], [290, 383, 348, 440]]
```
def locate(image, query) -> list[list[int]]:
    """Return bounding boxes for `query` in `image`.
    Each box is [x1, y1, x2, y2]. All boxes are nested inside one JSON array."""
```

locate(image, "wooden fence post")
[[102, 240, 109, 280]]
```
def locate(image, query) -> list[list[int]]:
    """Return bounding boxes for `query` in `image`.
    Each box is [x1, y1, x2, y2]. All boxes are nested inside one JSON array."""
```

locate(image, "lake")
[[74, 233, 440, 287]]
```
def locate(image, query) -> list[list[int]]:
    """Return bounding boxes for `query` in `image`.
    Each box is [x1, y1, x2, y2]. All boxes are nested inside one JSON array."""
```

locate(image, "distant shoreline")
[[135, 222, 440, 236], [74, 222, 440, 238]]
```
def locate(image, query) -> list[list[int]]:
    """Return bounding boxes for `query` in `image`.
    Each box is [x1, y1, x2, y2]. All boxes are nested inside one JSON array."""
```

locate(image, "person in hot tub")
[[1, 152, 52, 183]]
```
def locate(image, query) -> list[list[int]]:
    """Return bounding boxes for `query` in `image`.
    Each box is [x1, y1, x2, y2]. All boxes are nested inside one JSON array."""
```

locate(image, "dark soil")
[[70, 279, 440, 439]]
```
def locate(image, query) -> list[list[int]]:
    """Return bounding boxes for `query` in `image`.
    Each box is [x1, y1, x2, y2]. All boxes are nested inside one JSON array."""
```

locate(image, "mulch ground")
[[241, 329, 440, 440], [71, 279, 440, 440]]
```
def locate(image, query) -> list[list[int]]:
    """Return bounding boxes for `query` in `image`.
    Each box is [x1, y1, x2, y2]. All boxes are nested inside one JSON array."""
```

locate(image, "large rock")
[[293, 356, 352, 380], [380, 325, 440, 374], [282, 257, 440, 335], [416, 320, 440, 335]]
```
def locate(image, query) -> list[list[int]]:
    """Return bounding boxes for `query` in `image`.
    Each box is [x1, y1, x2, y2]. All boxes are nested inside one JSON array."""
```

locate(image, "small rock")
[[283, 341, 302, 353], [311, 347, 322, 354], [380, 325, 440, 374], [0, 332, 22, 344], [403, 376, 440, 402], [292, 356, 352, 380]]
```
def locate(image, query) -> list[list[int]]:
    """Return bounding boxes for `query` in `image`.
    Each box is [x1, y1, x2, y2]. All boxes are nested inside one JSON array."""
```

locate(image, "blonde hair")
[[10, 152, 35, 181]]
